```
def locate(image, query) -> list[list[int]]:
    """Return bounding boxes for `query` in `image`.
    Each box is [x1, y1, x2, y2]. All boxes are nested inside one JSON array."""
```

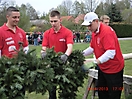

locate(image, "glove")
[[81, 61, 97, 72], [82, 51, 85, 55], [60, 54, 68, 63], [41, 51, 47, 59]]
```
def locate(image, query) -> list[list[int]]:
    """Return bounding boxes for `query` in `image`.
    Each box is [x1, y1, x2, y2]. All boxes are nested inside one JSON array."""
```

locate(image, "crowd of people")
[[27, 30, 91, 45], [0, 6, 124, 99], [27, 31, 43, 45], [73, 31, 91, 43]]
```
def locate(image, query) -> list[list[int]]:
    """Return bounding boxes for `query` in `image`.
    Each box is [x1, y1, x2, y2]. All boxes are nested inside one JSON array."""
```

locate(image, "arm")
[[41, 30, 48, 58], [65, 44, 73, 56], [95, 30, 116, 64], [41, 30, 49, 53], [83, 46, 94, 56], [60, 43, 73, 63], [21, 30, 29, 53], [96, 50, 115, 64]]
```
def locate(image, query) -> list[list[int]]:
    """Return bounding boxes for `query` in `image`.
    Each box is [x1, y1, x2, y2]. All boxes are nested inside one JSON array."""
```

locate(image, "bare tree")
[[56, 0, 73, 16], [83, 0, 100, 12], [25, 3, 39, 20], [127, 0, 132, 8], [62, 0, 72, 15], [72, 1, 82, 16]]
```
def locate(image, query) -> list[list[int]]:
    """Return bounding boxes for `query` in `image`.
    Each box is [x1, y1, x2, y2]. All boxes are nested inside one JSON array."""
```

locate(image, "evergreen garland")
[[0, 48, 87, 99]]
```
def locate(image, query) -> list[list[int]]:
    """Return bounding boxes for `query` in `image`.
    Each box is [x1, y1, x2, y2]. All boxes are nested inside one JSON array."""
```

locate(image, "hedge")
[[110, 24, 132, 38]]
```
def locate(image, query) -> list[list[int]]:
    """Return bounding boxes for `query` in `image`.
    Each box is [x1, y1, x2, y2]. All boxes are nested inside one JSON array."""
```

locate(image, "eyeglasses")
[[86, 22, 92, 27], [50, 20, 58, 23]]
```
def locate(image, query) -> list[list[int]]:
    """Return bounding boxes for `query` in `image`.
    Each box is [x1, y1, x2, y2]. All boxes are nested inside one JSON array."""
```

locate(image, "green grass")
[[27, 40, 132, 99]]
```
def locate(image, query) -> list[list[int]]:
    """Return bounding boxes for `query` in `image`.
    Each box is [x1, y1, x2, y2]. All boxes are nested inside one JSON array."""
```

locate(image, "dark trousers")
[[98, 69, 123, 99], [94, 65, 100, 92], [48, 86, 56, 99]]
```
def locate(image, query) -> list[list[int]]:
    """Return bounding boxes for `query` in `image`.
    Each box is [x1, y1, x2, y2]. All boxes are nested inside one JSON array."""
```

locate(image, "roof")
[[61, 16, 74, 21], [74, 14, 85, 24], [30, 19, 48, 25]]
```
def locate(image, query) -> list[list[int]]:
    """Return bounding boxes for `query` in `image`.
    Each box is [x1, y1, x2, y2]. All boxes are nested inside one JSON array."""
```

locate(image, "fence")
[[83, 53, 132, 99]]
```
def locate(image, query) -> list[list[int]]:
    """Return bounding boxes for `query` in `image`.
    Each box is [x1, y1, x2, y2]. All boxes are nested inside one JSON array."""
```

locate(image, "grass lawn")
[[26, 40, 132, 99]]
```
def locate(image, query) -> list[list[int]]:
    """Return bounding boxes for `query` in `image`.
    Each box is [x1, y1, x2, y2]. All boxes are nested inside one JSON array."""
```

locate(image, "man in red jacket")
[[82, 12, 124, 99], [0, 6, 29, 58], [41, 10, 73, 99]]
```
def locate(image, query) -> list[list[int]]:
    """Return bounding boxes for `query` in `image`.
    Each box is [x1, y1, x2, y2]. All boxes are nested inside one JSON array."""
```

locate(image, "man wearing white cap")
[[82, 12, 124, 99]]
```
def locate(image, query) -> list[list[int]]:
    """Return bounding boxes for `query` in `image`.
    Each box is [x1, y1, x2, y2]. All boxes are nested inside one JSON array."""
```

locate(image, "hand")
[[81, 51, 85, 55], [60, 54, 68, 63], [81, 61, 97, 72], [41, 51, 47, 59]]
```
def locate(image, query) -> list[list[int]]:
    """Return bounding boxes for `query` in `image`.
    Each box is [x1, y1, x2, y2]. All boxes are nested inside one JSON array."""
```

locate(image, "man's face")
[[7, 11, 20, 26], [49, 16, 61, 30], [103, 19, 110, 26], [87, 20, 99, 32]]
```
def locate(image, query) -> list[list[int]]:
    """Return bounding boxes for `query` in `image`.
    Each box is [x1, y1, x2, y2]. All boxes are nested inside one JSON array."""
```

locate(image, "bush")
[[0, 47, 87, 99], [110, 24, 132, 37]]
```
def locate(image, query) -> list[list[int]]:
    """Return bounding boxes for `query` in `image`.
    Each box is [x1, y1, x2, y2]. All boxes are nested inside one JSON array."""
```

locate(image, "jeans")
[[34, 38, 38, 46]]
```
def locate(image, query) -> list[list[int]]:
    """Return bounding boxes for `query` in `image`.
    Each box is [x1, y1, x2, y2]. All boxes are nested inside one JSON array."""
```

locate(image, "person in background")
[[41, 10, 73, 99], [28, 34, 33, 44], [82, 12, 124, 99], [0, 6, 29, 58], [100, 15, 110, 25], [76, 31, 81, 43], [33, 31, 39, 46], [84, 31, 91, 43], [73, 31, 76, 43]]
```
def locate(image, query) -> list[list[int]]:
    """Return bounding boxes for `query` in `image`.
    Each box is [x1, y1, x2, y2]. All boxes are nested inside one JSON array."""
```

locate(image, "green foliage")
[[110, 24, 132, 37], [16, 49, 54, 95], [108, 3, 122, 22], [121, 8, 132, 23], [95, 2, 106, 16], [18, 5, 31, 32], [0, 57, 25, 99], [126, 93, 132, 99], [0, 6, 7, 26], [125, 84, 132, 99], [62, 20, 76, 31], [0, 47, 87, 99], [0, 49, 54, 99], [42, 48, 87, 99], [57, 50, 87, 99]]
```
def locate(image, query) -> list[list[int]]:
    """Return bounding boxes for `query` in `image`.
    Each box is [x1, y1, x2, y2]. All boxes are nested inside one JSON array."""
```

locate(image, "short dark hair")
[[6, 6, 19, 16], [49, 10, 61, 18]]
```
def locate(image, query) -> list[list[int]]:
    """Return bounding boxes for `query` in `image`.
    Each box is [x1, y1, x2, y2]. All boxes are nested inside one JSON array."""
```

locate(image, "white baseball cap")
[[81, 12, 99, 26]]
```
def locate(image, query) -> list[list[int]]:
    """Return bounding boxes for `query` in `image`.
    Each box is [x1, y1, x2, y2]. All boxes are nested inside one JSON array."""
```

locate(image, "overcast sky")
[[12, 0, 78, 15]]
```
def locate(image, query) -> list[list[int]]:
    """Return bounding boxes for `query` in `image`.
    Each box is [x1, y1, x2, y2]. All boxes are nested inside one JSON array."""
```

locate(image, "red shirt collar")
[[51, 25, 63, 34], [2, 23, 19, 31]]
